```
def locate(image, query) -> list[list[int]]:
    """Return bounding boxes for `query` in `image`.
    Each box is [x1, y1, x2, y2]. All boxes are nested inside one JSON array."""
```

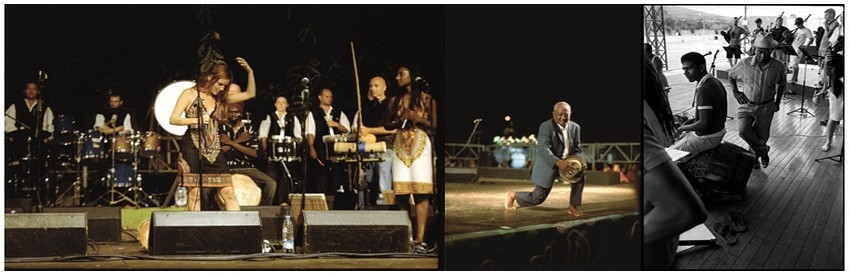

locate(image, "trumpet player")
[[504, 101, 586, 217]]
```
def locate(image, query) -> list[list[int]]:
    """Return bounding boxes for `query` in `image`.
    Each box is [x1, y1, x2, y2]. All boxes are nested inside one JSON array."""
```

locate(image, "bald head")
[[369, 76, 387, 99], [552, 102, 572, 127]]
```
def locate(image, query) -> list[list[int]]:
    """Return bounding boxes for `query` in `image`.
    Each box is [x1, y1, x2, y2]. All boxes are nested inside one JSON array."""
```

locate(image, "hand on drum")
[[236, 57, 253, 74], [556, 159, 571, 170]]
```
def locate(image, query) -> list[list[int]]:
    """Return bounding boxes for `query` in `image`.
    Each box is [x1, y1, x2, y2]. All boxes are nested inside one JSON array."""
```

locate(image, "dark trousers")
[[515, 178, 584, 207], [231, 167, 277, 206]]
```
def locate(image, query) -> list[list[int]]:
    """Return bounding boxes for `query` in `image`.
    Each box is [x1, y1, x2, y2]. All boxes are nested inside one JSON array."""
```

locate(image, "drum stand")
[[91, 133, 137, 207], [278, 159, 299, 199], [128, 134, 160, 207], [53, 135, 87, 206]]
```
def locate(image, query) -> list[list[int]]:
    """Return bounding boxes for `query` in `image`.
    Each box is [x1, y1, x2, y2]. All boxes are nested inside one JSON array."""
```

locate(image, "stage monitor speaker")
[[289, 193, 328, 221], [43, 207, 121, 242], [303, 210, 411, 254], [241, 205, 287, 241], [148, 211, 262, 255], [5, 213, 87, 257]]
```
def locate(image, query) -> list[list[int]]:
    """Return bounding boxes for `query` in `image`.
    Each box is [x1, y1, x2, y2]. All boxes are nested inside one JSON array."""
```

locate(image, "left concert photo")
[[4, 4, 444, 270]]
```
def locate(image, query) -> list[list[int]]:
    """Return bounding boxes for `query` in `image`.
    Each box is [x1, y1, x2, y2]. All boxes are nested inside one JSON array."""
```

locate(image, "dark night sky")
[[5, 5, 444, 132], [445, 5, 642, 143]]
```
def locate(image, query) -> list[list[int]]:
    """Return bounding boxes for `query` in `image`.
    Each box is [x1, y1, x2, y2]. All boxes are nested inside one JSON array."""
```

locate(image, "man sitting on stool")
[[670, 52, 728, 159]]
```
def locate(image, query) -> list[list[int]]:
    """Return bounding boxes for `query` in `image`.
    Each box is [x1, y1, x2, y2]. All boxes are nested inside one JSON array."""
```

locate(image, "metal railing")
[[446, 142, 640, 171]]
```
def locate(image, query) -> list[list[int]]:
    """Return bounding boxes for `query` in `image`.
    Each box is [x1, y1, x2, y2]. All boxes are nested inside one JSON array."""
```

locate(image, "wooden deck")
[[661, 66, 844, 270]]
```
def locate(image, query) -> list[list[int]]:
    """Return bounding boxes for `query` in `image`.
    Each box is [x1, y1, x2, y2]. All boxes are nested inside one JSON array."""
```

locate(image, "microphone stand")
[[299, 80, 310, 218], [31, 72, 46, 212]]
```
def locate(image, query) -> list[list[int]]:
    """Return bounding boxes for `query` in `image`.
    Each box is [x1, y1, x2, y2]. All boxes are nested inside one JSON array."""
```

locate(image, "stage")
[[444, 179, 640, 270], [4, 206, 438, 270]]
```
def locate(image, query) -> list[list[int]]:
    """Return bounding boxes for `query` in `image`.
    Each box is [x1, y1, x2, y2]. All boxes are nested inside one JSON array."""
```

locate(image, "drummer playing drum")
[[94, 93, 134, 136], [258, 95, 303, 205]]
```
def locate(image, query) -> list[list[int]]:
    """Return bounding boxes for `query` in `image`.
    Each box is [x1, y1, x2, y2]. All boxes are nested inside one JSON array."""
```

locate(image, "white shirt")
[[4, 100, 54, 133], [305, 106, 350, 137], [557, 122, 570, 158], [94, 113, 134, 134], [258, 111, 302, 139], [791, 27, 814, 51]]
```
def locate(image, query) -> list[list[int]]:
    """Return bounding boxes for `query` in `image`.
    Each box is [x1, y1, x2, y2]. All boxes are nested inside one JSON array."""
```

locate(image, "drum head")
[[154, 81, 195, 136]]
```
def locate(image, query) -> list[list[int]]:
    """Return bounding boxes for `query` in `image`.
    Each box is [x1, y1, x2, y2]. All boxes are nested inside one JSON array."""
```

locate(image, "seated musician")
[[670, 52, 727, 159], [258, 95, 302, 205], [219, 99, 278, 206], [94, 92, 134, 135]]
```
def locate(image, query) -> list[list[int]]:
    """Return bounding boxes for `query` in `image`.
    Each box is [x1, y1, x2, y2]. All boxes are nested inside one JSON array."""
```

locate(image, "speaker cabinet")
[[5, 213, 87, 257], [148, 211, 262, 255], [43, 207, 121, 242], [303, 210, 411, 254]]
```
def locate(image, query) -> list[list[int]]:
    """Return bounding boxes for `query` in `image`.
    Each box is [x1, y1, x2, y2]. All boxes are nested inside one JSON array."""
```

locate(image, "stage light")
[[504, 115, 511, 122]]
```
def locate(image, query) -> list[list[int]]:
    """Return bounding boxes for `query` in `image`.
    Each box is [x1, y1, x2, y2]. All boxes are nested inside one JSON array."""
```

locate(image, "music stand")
[[777, 45, 798, 99], [815, 140, 844, 164], [787, 47, 816, 117]]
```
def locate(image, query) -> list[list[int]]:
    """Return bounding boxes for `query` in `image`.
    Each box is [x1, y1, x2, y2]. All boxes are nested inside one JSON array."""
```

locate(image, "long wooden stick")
[[350, 41, 364, 140]]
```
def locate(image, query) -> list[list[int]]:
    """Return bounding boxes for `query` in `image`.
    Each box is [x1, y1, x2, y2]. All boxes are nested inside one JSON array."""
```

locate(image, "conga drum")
[[677, 142, 756, 196]]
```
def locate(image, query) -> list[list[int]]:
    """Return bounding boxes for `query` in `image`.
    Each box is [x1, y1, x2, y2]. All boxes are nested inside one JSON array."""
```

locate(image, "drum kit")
[[7, 115, 160, 206]]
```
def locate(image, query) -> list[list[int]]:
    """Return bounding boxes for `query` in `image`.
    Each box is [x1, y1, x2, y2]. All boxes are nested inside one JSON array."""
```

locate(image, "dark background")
[[445, 5, 641, 144], [5, 5, 445, 133]]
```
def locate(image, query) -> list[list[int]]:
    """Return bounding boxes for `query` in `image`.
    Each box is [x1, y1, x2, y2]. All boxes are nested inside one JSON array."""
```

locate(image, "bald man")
[[354, 76, 397, 205], [505, 102, 586, 217]]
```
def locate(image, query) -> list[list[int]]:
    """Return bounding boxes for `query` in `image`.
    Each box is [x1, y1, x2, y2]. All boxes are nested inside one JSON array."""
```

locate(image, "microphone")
[[38, 70, 48, 81], [703, 51, 712, 56], [301, 77, 310, 86], [473, 118, 483, 123]]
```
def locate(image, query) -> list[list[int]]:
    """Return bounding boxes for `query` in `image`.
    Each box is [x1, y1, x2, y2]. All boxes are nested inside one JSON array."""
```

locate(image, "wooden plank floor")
[[659, 67, 844, 270]]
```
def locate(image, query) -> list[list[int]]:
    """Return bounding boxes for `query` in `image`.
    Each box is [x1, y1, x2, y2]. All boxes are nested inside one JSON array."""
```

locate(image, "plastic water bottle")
[[175, 186, 188, 207], [282, 215, 295, 253]]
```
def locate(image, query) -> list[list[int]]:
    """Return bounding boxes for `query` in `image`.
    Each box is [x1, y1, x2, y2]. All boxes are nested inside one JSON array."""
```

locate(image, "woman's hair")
[[198, 63, 233, 103], [643, 56, 676, 140]]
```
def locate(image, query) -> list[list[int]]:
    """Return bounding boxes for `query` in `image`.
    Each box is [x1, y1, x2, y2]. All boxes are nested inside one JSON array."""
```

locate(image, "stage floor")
[[5, 238, 437, 270], [445, 180, 639, 236]]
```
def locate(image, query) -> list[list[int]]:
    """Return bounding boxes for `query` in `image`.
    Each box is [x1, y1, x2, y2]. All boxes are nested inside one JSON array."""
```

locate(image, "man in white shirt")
[[258, 95, 303, 205], [5, 81, 54, 137], [93, 93, 134, 135], [5, 81, 54, 163], [789, 17, 815, 83], [305, 88, 350, 209]]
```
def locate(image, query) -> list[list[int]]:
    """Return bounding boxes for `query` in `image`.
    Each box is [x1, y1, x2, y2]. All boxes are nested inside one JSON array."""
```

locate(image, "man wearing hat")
[[789, 17, 814, 83], [504, 102, 586, 217], [728, 33, 787, 169]]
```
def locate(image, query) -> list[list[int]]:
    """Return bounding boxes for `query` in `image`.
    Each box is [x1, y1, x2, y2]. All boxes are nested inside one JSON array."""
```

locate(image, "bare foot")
[[568, 205, 584, 217], [504, 191, 516, 210]]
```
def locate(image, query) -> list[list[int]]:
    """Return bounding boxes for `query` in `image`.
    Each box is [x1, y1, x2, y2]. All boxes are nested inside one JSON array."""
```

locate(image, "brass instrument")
[[558, 155, 588, 184]]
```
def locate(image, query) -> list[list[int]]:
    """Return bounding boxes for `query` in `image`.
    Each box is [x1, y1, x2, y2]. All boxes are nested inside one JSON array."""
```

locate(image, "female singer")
[[169, 57, 256, 211], [385, 66, 437, 254]]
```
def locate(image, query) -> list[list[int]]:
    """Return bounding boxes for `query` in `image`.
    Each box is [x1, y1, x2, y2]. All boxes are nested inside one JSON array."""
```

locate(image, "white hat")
[[752, 33, 778, 49]]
